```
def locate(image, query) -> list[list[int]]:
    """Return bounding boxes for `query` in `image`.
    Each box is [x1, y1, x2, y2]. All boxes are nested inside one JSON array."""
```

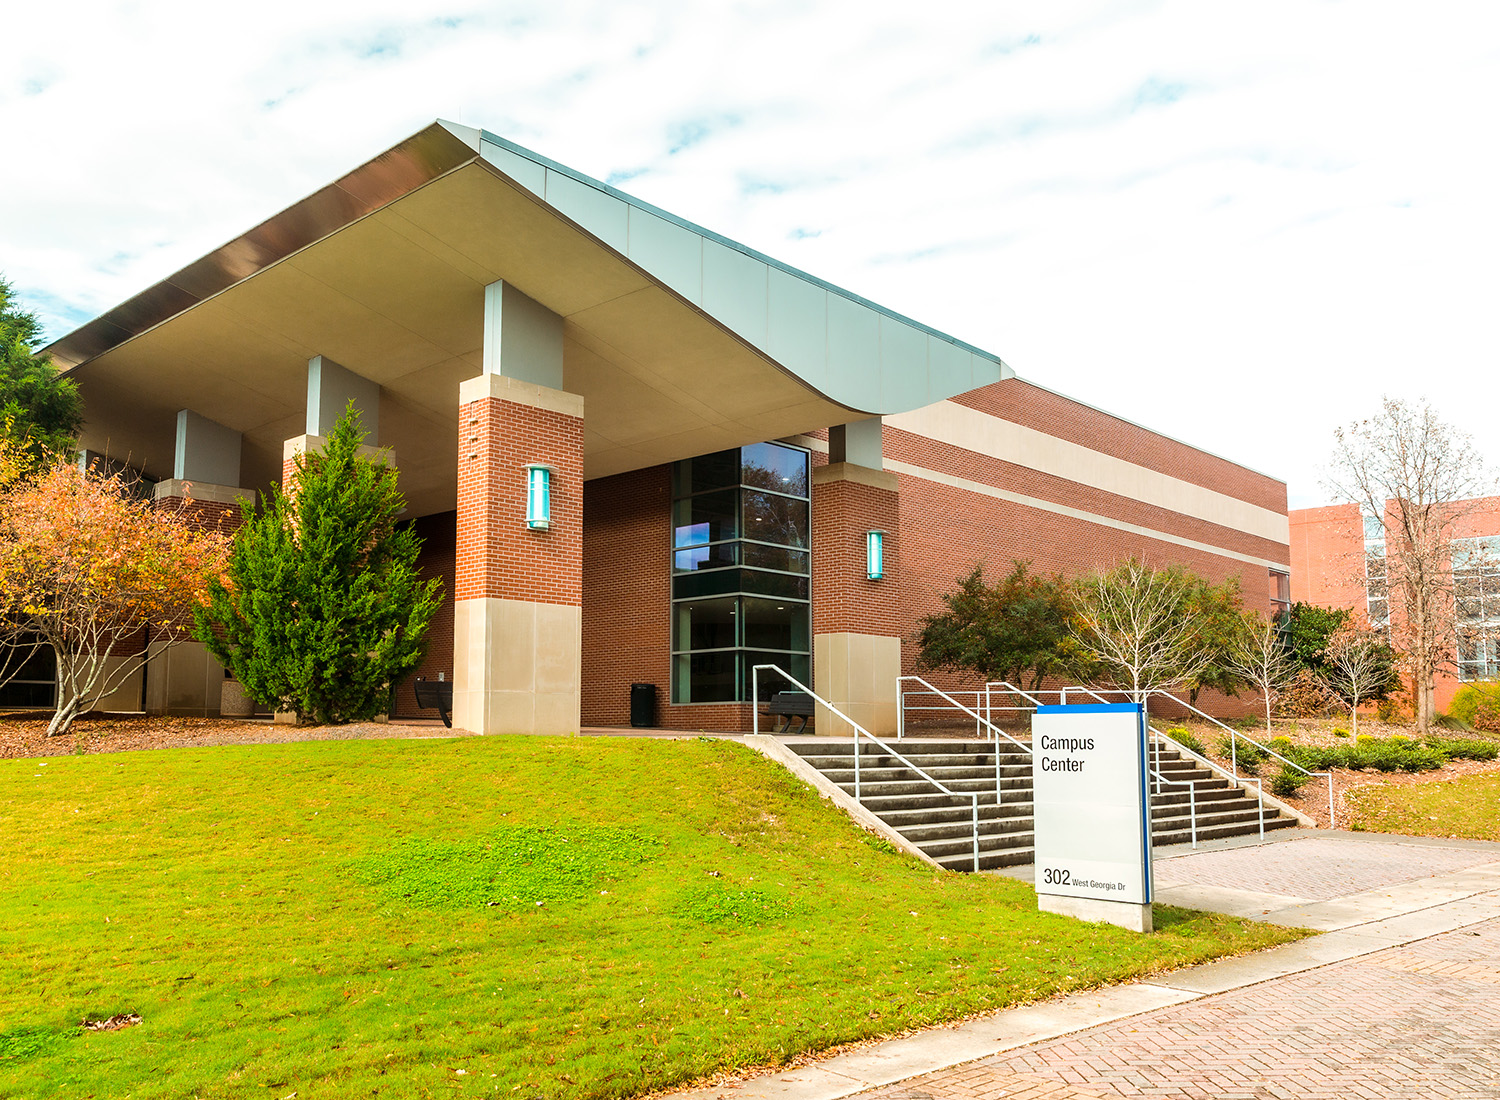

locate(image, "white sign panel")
[[1031, 704, 1152, 905]]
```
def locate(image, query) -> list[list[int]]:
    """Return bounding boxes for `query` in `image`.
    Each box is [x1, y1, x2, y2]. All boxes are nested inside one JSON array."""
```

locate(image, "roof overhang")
[[46, 121, 1011, 517]]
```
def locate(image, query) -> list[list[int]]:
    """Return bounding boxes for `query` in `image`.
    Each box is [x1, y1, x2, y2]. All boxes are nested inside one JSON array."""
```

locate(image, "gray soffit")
[[44, 122, 484, 373], [44, 120, 1011, 415]]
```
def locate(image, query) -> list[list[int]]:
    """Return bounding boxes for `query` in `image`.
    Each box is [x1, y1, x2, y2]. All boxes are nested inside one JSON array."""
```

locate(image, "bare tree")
[[1223, 611, 1298, 734], [1327, 398, 1495, 735], [1323, 624, 1395, 737], [1067, 558, 1215, 702]]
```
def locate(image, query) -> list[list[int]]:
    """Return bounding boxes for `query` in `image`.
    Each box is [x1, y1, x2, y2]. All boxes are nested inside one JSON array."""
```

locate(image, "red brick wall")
[[456, 395, 583, 607], [392, 511, 456, 720], [154, 494, 245, 537], [580, 466, 754, 731], [952, 378, 1286, 514], [811, 475, 902, 638], [895, 475, 1279, 719], [884, 427, 1288, 566], [1291, 497, 1500, 713], [1288, 504, 1364, 610]]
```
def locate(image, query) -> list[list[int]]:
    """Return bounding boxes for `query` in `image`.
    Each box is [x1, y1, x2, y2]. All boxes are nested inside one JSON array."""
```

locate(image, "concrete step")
[[779, 736, 1302, 873]]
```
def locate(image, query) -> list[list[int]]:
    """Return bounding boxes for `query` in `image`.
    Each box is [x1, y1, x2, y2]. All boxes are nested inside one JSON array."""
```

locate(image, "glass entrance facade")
[[670, 442, 811, 703]]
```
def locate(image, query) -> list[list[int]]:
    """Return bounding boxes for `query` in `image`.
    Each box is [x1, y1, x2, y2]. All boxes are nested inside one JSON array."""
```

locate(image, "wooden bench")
[[413, 678, 453, 728], [763, 690, 815, 733]]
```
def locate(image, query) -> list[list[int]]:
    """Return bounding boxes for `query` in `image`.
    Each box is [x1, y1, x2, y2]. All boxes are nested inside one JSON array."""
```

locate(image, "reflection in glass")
[[741, 442, 809, 496], [741, 543, 810, 574], [743, 491, 809, 548], [673, 489, 737, 548], [674, 543, 738, 573], [671, 442, 812, 703]]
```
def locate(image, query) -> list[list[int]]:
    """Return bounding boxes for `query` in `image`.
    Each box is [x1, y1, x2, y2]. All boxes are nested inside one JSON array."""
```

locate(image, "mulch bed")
[[0, 712, 463, 760]]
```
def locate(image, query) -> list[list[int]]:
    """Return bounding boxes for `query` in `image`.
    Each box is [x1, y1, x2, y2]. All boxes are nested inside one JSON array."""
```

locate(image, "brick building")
[[36, 121, 1291, 732], [1290, 499, 1500, 713]]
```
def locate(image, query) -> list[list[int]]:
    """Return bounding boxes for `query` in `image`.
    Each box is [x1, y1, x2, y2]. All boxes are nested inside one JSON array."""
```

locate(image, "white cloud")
[[3, 0, 1498, 506]]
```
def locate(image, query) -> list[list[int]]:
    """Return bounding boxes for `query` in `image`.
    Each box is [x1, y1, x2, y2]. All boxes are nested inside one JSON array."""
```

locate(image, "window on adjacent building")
[[670, 442, 812, 703], [1454, 536, 1500, 682], [1362, 512, 1390, 630], [1269, 569, 1291, 622]]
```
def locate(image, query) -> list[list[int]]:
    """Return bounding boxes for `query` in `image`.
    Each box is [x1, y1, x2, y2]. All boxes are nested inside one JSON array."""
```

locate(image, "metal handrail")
[[1143, 690, 1335, 828], [1146, 761, 1199, 848], [1056, 685, 1265, 843], [898, 676, 1031, 823], [754, 665, 985, 872]]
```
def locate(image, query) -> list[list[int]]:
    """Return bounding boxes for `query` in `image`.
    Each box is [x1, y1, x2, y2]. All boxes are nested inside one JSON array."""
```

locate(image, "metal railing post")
[[752, 666, 760, 738]]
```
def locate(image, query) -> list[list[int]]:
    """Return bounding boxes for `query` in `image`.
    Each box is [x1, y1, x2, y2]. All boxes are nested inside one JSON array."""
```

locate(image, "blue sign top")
[[1035, 702, 1143, 714]]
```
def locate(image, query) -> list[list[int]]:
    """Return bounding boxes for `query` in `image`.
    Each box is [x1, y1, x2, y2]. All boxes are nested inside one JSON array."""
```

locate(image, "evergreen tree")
[[195, 405, 442, 724], [0, 275, 83, 467]]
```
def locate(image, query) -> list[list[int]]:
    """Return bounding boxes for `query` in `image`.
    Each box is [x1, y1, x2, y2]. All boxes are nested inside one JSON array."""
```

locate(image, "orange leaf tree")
[[0, 457, 231, 737]]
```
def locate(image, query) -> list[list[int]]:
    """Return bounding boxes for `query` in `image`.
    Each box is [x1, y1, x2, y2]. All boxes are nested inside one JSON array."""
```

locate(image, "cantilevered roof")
[[46, 121, 1011, 516]]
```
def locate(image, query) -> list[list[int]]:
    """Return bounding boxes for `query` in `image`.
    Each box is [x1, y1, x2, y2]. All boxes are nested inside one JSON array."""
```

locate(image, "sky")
[[4, 0, 1497, 507]]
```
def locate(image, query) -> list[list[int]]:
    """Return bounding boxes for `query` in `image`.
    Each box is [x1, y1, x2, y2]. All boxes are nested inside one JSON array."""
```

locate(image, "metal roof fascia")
[[44, 121, 484, 373], [475, 127, 1011, 376]]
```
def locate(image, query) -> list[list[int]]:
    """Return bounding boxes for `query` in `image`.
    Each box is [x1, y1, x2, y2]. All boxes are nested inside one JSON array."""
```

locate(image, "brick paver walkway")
[[863, 918, 1500, 1099], [1153, 835, 1498, 900]]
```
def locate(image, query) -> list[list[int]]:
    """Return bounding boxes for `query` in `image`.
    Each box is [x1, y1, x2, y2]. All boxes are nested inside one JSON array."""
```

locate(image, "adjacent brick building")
[[1290, 498, 1500, 713], [39, 121, 1291, 732]]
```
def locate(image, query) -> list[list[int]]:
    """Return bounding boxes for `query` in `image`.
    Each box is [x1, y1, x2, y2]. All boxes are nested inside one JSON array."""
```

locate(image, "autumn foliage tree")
[[0, 455, 231, 736]]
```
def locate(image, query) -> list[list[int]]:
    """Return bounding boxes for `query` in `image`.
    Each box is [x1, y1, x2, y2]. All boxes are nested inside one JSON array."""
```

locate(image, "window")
[[1454, 536, 1500, 681], [0, 637, 57, 710], [670, 443, 811, 703], [1362, 513, 1390, 630], [1269, 569, 1290, 621]]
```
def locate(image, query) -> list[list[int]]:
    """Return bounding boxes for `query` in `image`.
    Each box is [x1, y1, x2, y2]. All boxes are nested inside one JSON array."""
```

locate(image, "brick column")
[[811, 462, 902, 735], [453, 374, 584, 735]]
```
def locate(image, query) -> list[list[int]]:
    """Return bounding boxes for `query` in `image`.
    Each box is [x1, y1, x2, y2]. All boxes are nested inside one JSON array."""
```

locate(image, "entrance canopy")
[[46, 121, 1010, 518]]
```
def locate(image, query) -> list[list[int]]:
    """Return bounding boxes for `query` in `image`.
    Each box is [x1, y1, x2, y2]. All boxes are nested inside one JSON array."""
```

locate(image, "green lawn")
[[0, 736, 1303, 1099], [1346, 773, 1500, 840]]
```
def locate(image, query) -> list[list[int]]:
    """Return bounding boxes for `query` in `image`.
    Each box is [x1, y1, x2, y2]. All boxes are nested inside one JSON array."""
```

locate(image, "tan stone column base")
[[812, 632, 901, 736], [453, 597, 581, 735]]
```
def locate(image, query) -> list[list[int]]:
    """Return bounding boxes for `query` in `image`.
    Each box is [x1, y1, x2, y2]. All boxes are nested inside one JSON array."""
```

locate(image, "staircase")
[[783, 737, 1300, 872]]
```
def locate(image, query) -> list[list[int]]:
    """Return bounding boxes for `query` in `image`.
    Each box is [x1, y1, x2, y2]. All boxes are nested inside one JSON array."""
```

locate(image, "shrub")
[[1332, 727, 1350, 738], [1268, 736, 1294, 756], [1217, 734, 1266, 771], [1449, 683, 1500, 733], [1164, 726, 1204, 755], [1427, 737, 1500, 762], [1271, 766, 1309, 798], [1377, 698, 1411, 724], [1274, 668, 1339, 718]]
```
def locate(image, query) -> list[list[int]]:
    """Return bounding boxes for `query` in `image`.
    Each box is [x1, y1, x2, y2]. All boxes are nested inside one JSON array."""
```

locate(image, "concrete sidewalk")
[[663, 831, 1500, 1100]]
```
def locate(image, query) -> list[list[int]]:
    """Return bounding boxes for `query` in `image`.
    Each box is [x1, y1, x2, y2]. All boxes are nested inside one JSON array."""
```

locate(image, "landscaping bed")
[[0, 711, 458, 760], [1150, 716, 1500, 831], [0, 734, 1304, 1100]]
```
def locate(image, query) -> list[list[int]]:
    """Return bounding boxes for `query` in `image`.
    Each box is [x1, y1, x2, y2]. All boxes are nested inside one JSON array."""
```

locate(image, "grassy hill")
[[0, 735, 1301, 1098]]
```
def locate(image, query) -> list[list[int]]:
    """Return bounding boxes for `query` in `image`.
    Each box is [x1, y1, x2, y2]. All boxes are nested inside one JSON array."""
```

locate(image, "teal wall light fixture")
[[866, 529, 885, 580], [525, 464, 552, 529]]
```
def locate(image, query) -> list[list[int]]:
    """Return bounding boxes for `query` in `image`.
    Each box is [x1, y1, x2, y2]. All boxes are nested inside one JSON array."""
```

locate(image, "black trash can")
[[630, 683, 657, 729]]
